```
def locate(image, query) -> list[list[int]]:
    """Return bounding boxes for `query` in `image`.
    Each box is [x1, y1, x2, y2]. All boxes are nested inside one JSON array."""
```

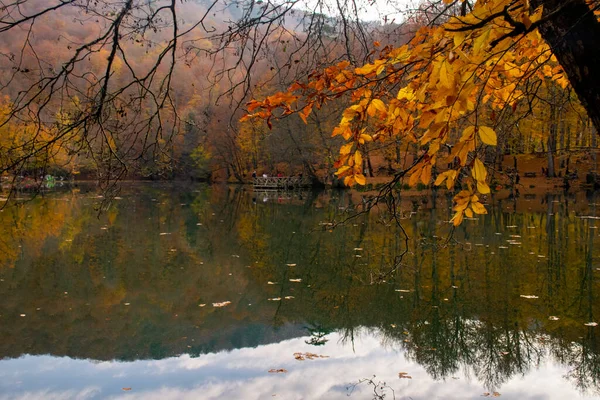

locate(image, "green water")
[[1, 183, 600, 399]]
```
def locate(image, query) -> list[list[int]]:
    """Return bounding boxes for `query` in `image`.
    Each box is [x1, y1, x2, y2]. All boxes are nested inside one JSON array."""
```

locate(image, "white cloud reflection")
[[0, 330, 596, 400]]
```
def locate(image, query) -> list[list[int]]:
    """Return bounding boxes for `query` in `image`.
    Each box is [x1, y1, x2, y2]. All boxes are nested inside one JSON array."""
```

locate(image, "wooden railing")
[[253, 176, 312, 189]]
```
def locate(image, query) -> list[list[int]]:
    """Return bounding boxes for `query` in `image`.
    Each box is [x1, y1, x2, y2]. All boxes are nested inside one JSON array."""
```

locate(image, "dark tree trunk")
[[531, 0, 600, 133]]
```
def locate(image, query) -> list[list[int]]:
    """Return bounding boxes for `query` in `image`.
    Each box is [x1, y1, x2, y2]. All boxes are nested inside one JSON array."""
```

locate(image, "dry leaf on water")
[[268, 369, 288, 373], [293, 352, 329, 361], [398, 372, 412, 379], [212, 301, 231, 307]]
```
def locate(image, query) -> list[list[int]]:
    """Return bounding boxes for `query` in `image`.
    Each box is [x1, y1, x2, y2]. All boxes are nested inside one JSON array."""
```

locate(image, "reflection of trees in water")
[[330, 193, 600, 394], [4, 186, 600, 395]]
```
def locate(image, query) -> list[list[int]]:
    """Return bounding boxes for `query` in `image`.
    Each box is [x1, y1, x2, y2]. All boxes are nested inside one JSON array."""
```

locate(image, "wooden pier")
[[253, 176, 312, 189]]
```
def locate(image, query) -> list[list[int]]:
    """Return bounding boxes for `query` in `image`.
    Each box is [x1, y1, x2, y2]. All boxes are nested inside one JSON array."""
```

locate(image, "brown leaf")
[[294, 352, 329, 361]]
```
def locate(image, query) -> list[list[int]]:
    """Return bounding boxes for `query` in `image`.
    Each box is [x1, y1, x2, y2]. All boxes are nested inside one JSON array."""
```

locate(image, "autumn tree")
[[244, 0, 600, 225], [1, 0, 599, 214]]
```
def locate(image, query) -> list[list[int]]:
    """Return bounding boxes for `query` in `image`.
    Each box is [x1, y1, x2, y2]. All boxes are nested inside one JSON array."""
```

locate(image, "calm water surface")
[[1, 184, 600, 399]]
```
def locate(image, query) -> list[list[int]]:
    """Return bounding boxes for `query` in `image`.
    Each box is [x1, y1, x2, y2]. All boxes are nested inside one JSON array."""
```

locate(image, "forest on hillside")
[[0, 0, 598, 195]]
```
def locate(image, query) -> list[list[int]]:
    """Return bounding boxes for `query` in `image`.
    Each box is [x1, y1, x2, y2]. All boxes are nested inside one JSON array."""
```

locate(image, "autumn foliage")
[[243, 0, 598, 225]]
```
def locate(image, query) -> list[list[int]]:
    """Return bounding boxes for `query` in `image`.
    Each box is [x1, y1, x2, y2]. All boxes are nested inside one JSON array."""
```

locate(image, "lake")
[[1, 183, 600, 399]]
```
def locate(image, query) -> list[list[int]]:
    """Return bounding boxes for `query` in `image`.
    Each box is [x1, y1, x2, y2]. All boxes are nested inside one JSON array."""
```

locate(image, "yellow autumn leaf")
[[434, 170, 458, 188], [460, 126, 475, 142], [360, 133, 373, 143], [455, 189, 471, 201], [355, 63, 379, 75], [340, 142, 353, 155], [471, 201, 487, 214], [354, 151, 363, 168], [434, 170, 449, 186], [471, 158, 487, 181], [354, 173, 366, 185], [371, 99, 386, 113], [335, 165, 351, 176], [478, 126, 497, 146], [465, 207, 473, 218], [397, 87, 415, 101], [408, 169, 421, 186], [420, 164, 432, 184], [477, 181, 491, 194], [446, 170, 458, 189], [439, 60, 454, 89], [451, 210, 464, 226]]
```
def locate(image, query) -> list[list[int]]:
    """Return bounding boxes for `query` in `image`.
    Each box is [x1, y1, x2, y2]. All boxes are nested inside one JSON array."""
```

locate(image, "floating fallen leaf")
[[395, 289, 410, 292], [482, 392, 501, 397], [498, 246, 508, 249], [520, 295, 539, 299], [286, 263, 297, 267], [548, 316, 559, 321], [122, 388, 132, 391], [355, 255, 362, 258], [198, 304, 206, 307], [294, 352, 329, 360], [212, 301, 231, 307], [354, 248, 363, 251], [268, 369, 288, 373], [398, 372, 412, 379], [267, 281, 278, 285], [268, 297, 282, 301], [390, 324, 397, 328], [289, 279, 302, 282], [124, 303, 130, 306], [284, 296, 295, 299], [159, 232, 171, 235], [585, 322, 598, 327], [20, 314, 26, 317]]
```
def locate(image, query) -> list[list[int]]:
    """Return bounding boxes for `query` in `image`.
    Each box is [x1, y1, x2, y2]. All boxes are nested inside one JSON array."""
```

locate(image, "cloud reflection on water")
[[0, 330, 596, 400]]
